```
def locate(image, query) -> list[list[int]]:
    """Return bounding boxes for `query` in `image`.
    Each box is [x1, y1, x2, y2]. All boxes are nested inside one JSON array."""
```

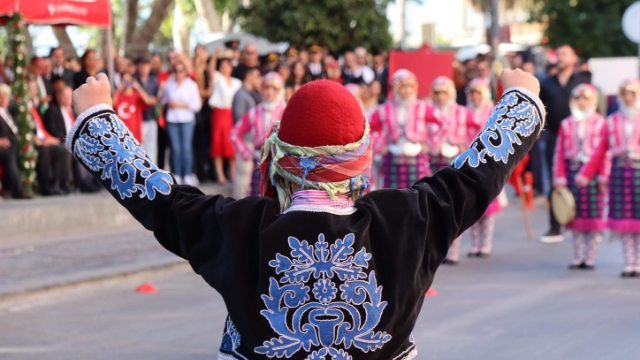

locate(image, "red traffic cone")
[[425, 288, 438, 297], [135, 283, 158, 293]]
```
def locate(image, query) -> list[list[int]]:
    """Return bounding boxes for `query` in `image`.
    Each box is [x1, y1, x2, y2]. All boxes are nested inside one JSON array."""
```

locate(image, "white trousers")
[[142, 121, 158, 164]]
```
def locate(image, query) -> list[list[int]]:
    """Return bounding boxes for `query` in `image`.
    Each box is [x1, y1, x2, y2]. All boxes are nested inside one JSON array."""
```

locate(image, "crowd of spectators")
[[0, 41, 595, 205], [0, 43, 390, 198]]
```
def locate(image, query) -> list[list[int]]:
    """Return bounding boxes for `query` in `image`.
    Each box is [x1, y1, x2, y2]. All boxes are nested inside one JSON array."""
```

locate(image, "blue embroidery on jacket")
[[74, 113, 174, 200], [452, 91, 541, 169], [220, 316, 247, 359], [255, 233, 391, 359]]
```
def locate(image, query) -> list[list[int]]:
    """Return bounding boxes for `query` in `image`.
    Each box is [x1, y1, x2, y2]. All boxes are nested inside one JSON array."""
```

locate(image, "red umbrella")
[[0, 0, 18, 17], [0, 0, 111, 26], [1, 0, 115, 87], [21, 0, 111, 26]]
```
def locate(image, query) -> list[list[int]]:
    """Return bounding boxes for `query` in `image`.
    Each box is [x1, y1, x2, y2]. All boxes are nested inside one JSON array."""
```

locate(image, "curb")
[[0, 260, 189, 305]]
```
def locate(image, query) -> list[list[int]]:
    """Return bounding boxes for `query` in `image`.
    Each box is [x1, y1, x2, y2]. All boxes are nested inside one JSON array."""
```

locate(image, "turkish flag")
[[3, 0, 111, 27]]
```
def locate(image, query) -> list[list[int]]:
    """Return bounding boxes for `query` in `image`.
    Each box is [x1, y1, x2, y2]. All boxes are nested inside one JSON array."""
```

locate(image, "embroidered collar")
[[284, 190, 357, 215]]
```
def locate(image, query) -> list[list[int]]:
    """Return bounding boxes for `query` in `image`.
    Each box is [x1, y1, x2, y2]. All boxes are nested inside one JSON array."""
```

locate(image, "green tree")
[[237, 0, 393, 54], [531, 0, 637, 59]]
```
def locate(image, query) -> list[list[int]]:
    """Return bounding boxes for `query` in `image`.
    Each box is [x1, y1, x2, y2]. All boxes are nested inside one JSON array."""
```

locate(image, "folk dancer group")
[[225, 70, 640, 276], [369, 71, 503, 264], [567, 79, 640, 277]]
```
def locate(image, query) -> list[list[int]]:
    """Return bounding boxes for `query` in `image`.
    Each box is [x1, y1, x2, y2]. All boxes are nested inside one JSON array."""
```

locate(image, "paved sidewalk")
[[0, 228, 182, 298], [0, 184, 231, 246]]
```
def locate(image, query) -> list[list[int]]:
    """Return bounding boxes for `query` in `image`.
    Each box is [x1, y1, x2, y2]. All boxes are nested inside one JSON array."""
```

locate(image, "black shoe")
[[442, 259, 459, 266], [478, 252, 491, 259], [582, 264, 595, 270], [467, 252, 480, 258], [569, 263, 584, 270], [40, 186, 57, 196], [12, 191, 32, 200], [79, 184, 101, 193], [621, 271, 636, 278], [59, 186, 71, 195]]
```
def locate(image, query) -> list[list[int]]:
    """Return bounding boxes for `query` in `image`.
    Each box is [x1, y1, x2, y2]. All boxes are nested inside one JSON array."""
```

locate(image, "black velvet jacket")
[[65, 87, 545, 360]]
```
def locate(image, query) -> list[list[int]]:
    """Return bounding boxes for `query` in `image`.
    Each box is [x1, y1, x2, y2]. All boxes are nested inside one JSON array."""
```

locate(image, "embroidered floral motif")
[[73, 113, 174, 200], [220, 316, 247, 360], [255, 233, 391, 359], [452, 91, 541, 169]]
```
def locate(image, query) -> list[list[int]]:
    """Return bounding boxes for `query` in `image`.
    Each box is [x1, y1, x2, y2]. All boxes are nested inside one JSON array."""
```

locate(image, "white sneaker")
[[539, 230, 564, 243], [174, 175, 183, 185], [184, 174, 199, 186]]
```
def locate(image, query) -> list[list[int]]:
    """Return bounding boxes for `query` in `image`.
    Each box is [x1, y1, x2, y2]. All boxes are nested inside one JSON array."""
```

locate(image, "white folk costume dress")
[[553, 84, 608, 267], [577, 79, 640, 274], [66, 81, 545, 359], [369, 70, 433, 190], [231, 101, 286, 196]]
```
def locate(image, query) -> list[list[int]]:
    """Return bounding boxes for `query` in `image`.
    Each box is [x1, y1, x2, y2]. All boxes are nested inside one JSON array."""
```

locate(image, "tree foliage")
[[531, 0, 638, 59], [237, 0, 393, 54]]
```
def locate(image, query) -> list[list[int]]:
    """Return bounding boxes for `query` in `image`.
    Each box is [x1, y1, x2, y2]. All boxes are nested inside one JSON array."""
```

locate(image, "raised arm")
[[67, 74, 273, 279]]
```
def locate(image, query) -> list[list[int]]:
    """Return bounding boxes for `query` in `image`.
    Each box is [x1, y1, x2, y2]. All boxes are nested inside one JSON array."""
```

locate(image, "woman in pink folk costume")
[[345, 83, 380, 191], [577, 79, 640, 277], [230, 72, 287, 197], [369, 69, 432, 190], [554, 84, 608, 270], [426, 76, 479, 265], [463, 78, 502, 259]]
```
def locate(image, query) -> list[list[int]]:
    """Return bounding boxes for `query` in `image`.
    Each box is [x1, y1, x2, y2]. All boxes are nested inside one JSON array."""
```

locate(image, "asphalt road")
[[3, 204, 640, 360]]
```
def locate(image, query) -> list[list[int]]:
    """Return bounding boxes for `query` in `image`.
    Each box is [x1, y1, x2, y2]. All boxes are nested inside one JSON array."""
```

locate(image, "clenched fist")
[[73, 73, 113, 115], [501, 69, 540, 97]]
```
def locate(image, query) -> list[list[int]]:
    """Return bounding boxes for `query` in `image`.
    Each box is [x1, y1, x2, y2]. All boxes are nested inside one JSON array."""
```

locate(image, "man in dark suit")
[[43, 86, 73, 141], [30, 57, 53, 116], [0, 84, 29, 199], [44, 86, 99, 193], [538, 44, 590, 243], [49, 47, 74, 88], [27, 79, 71, 195]]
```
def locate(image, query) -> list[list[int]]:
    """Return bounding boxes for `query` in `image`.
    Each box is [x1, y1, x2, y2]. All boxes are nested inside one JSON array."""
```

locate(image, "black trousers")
[[545, 132, 560, 231], [525, 139, 543, 194], [0, 146, 23, 196], [36, 144, 71, 189], [194, 105, 213, 181], [157, 124, 169, 171]]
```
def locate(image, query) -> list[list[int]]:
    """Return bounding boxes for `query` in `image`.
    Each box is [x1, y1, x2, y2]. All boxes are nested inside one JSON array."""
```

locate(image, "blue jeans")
[[166, 121, 195, 178]]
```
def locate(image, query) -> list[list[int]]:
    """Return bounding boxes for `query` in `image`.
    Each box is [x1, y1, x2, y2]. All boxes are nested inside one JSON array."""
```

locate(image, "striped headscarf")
[[259, 121, 372, 212]]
